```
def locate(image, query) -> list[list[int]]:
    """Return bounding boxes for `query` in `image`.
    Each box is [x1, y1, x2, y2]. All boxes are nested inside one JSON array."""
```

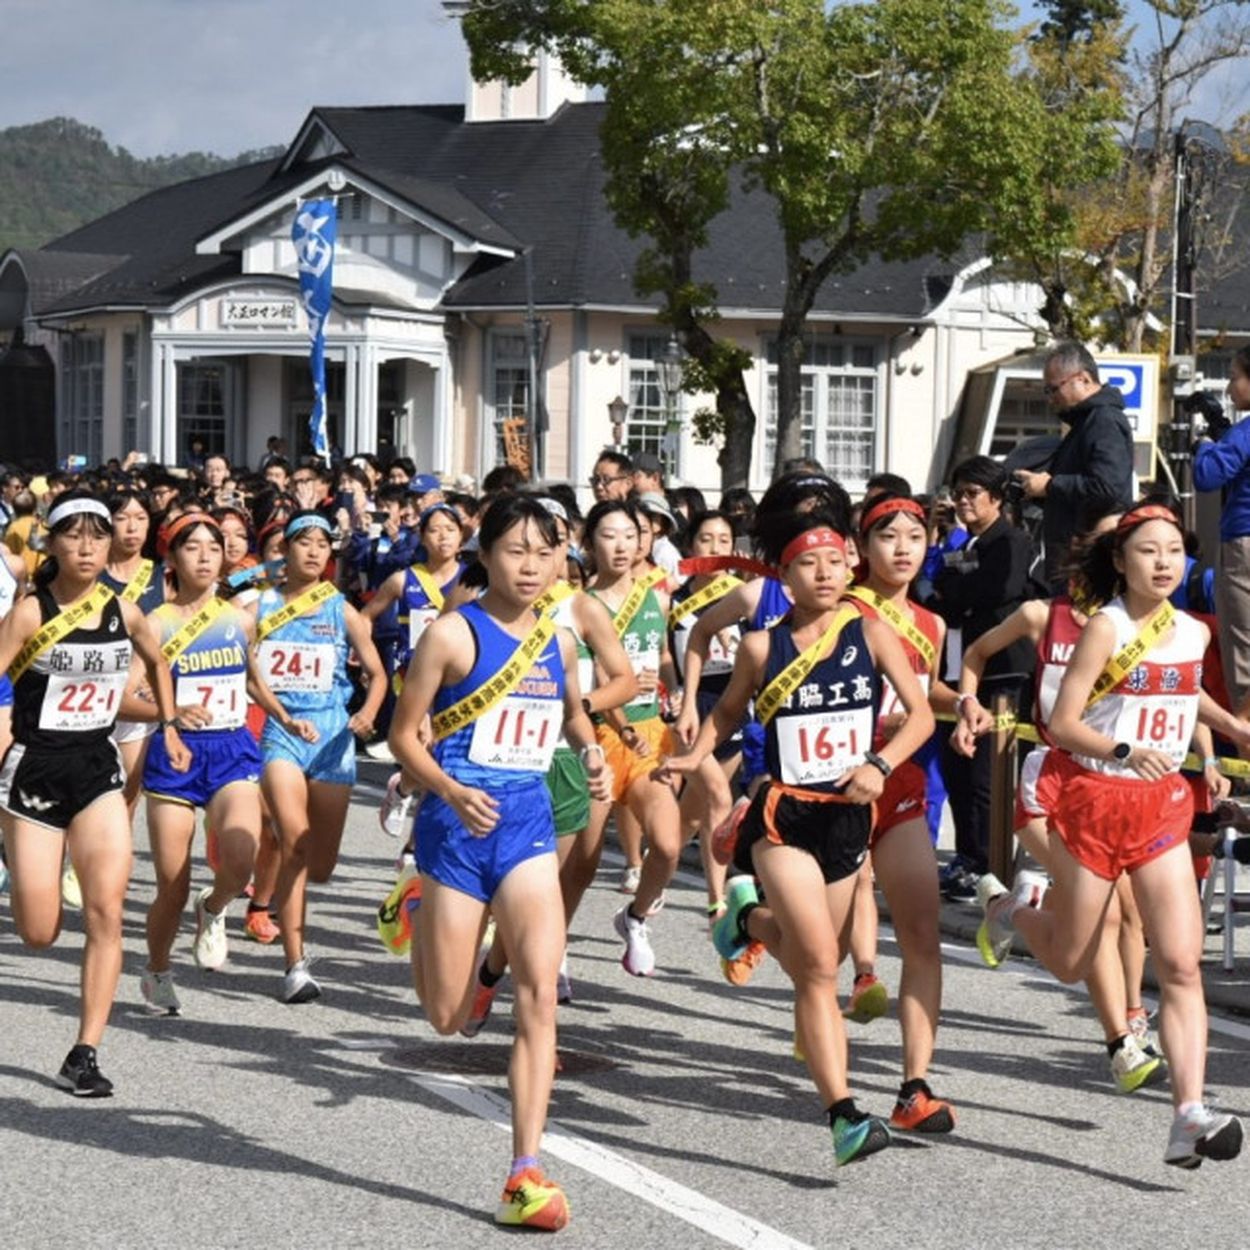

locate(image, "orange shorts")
[[596, 717, 674, 804], [1013, 746, 1063, 829], [871, 760, 927, 847], [1050, 752, 1193, 882]]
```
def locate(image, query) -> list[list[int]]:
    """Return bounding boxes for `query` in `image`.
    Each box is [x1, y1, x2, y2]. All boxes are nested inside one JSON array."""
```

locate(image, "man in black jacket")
[[1013, 340, 1134, 585]]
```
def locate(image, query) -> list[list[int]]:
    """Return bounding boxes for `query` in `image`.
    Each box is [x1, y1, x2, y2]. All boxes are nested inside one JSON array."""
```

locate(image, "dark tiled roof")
[[1, 248, 127, 314]]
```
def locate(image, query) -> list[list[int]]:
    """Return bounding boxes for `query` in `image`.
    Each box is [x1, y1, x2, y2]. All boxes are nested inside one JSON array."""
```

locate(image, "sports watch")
[[1111, 742, 1133, 762], [863, 749, 893, 778]]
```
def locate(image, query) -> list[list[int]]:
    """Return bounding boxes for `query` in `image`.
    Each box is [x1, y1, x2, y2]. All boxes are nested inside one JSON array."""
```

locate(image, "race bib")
[[467, 695, 562, 773], [627, 646, 661, 706], [176, 673, 247, 731], [775, 707, 873, 786], [1115, 695, 1195, 767], [39, 674, 126, 732], [879, 671, 930, 719], [407, 607, 440, 651], [258, 641, 335, 694]]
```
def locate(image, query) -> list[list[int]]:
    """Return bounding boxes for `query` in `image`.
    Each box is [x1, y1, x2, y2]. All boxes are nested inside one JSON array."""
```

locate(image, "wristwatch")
[[1111, 742, 1133, 762], [863, 749, 892, 778], [582, 696, 594, 716]]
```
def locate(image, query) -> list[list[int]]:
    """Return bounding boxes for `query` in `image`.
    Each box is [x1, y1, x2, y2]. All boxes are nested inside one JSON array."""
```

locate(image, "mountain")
[[0, 117, 283, 253]]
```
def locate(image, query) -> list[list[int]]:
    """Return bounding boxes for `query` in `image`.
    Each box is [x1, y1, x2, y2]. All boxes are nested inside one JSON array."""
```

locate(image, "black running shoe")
[[55, 1045, 113, 1098]]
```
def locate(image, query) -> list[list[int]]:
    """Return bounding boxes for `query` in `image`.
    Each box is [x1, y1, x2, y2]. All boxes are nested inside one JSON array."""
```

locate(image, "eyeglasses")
[[951, 485, 986, 501], [589, 474, 629, 487], [1043, 371, 1082, 397]]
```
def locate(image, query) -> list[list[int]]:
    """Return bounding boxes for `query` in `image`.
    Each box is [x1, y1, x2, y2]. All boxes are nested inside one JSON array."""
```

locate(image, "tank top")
[[1074, 597, 1204, 777], [1033, 596, 1084, 745], [255, 585, 352, 715], [433, 600, 566, 787], [12, 587, 132, 749], [0, 556, 19, 619], [154, 600, 250, 736], [591, 582, 665, 724], [99, 560, 165, 615], [669, 579, 741, 697], [398, 562, 463, 658], [762, 615, 879, 793], [849, 594, 938, 746], [751, 577, 792, 631]]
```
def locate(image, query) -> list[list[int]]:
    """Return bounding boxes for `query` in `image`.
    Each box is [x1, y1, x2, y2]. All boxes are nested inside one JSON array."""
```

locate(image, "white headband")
[[48, 497, 112, 529]]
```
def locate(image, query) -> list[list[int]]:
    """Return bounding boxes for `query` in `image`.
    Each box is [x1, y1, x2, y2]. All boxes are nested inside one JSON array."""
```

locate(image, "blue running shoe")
[[711, 876, 759, 962], [832, 1113, 892, 1166]]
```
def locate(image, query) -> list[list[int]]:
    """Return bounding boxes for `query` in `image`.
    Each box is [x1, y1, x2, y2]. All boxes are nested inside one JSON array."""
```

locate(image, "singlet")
[[255, 585, 352, 715], [154, 601, 249, 736], [1074, 597, 1204, 777], [99, 559, 164, 615], [550, 590, 593, 751], [669, 578, 741, 697], [849, 593, 939, 747], [0, 556, 19, 619], [751, 577, 792, 631], [398, 563, 463, 658], [433, 600, 566, 788], [1033, 596, 1084, 746], [762, 614, 879, 794], [12, 587, 132, 750], [591, 582, 665, 724]]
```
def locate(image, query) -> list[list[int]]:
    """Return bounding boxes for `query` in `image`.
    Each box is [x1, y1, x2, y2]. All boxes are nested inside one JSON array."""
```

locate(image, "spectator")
[[258, 435, 287, 471], [0, 471, 23, 531], [719, 486, 755, 541], [589, 449, 633, 503], [407, 472, 443, 513], [387, 456, 417, 486], [263, 457, 292, 492], [481, 464, 526, 499], [632, 450, 665, 497], [4, 488, 43, 579], [636, 491, 682, 577], [203, 453, 230, 493], [667, 485, 706, 529], [864, 471, 912, 502], [1013, 340, 1134, 585]]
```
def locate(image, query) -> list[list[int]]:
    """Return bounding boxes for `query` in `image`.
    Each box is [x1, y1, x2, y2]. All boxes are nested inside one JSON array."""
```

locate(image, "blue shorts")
[[741, 720, 766, 787], [416, 779, 555, 903], [0, 674, 12, 709], [144, 728, 261, 808], [261, 715, 356, 786], [698, 687, 744, 762]]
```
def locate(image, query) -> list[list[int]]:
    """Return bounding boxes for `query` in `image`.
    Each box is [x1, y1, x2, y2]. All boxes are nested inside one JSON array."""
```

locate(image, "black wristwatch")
[[582, 696, 593, 716], [1111, 741, 1133, 762], [863, 749, 892, 778]]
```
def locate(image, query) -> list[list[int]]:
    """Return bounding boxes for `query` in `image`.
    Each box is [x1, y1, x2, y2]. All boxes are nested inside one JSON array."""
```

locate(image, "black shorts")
[[0, 739, 125, 832], [733, 780, 871, 885]]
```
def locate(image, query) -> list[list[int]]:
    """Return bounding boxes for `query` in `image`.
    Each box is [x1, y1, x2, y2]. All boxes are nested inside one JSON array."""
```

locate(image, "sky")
[[0, 0, 1244, 159]]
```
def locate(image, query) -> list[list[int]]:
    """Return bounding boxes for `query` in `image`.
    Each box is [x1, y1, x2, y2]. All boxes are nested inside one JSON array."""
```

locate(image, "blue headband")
[[418, 503, 459, 529], [284, 514, 333, 540]]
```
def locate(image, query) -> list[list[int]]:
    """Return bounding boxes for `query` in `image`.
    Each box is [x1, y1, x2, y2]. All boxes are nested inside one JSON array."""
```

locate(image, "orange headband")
[[159, 511, 220, 556], [860, 496, 926, 534], [1117, 504, 1181, 535], [780, 527, 845, 566]]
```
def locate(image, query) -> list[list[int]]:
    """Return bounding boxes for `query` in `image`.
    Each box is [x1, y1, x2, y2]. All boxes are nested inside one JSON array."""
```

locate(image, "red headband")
[[780, 527, 846, 567], [860, 496, 927, 534], [1117, 504, 1181, 535]]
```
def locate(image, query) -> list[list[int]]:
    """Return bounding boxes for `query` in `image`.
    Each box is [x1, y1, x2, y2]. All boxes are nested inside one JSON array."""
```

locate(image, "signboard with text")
[[220, 298, 298, 329], [1095, 354, 1159, 444]]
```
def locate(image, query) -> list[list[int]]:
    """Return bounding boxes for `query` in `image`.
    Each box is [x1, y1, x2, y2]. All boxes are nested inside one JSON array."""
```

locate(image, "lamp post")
[[608, 394, 630, 453], [654, 333, 684, 476]]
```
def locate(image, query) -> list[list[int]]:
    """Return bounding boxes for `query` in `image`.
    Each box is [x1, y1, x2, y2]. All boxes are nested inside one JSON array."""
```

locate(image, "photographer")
[[1194, 345, 1250, 711]]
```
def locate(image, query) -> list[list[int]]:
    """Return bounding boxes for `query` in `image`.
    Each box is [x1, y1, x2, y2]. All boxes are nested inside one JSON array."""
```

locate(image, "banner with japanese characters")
[[292, 200, 337, 462]]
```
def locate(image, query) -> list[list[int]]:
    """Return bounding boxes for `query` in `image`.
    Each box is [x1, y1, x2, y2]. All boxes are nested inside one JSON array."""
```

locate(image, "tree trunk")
[[774, 296, 808, 474]]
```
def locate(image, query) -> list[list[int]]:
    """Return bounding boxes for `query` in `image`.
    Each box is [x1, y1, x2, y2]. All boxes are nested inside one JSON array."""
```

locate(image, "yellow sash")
[[844, 586, 936, 671], [1086, 601, 1175, 707], [755, 607, 857, 727], [431, 612, 558, 741], [121, 559, 155, 604], [161, 598, 230, 664], [410, 564, 445, 612], [534, 581, 576, 616], [255, 581, 339, 644], [609, 566, 666, 639], [10, 583, 116, 682], [668, 573, 742, 629]]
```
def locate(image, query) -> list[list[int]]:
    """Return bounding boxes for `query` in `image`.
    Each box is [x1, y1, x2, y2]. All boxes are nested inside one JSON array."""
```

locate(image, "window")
[[762, 338, 879, 487], [122, 331, 139, 454], [626, 333, 676, 466], [489, 331, 530, 467], [990, 392, 1052, 458], [60, 333, 104, 465], [178, 363, 229, 460]]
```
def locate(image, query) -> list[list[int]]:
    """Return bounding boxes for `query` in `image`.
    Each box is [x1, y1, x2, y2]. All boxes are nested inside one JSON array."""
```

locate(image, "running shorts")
[[416, 777, 555, 903], [696, 688, 744, 762], [871, 759, 927, 846], [1050, 752, 1193, 881], [546, 747, 589, 837], [112, 717, 158, 746], [261, 713, 356, 786], [1014, 745, 1062, 828], [144, 728, 261, 809], [0, 738, 124, 832], [595, 717, 673, 804], [733, 780, 871, 885]]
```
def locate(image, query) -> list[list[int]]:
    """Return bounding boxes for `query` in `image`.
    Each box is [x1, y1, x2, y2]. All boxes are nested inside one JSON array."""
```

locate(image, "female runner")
[[978, 499, 1250, 1167], [135, 513, 315, 1014], [0, 491, 189, 1095], [661, 509, 934, 1166], [254, 512, 385, 1003], [388, 494, 611, 1229]]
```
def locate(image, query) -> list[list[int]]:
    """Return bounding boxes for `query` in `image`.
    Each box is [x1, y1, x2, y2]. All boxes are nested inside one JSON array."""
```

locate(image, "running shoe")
[[890, 1081, 955, 1134], [831, 1112, 892, 1166], [556, 953, 572, 1005], [711, 875, 759, 962], [461, 961, 500, 1039], [1127, 1008, 1165, 1061], [61, 863, 83, 910], [377, 870, 423, 957], [55, 1045, 113, 1098], [243, 906, 281, 944], [283, 956, 321, 1004], [379, 772, 419, 839], [1109, 1035, 1163, 1094], [1164, 1105, 1244, 1169], [721, 940, 767, 987], [707, 900, 727, 933], [613, 905, 656, 976], [495, 1166, 570, 1230], [941, 866, 979, 903], [618, 864, 642, 894], [140, 968, 182, 1017], [975, 873, 1013, 967], [365, 738, 396, 764], [711, 796, 750, 866], [644, 890, 667, 917], [192, 887, 229, 971], [843, 973, 888, 1023]]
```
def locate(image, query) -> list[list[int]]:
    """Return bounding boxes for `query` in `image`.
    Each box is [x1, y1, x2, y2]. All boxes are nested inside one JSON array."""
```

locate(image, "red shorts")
[[871, 760, 927, 847], [1013, 746, 1062, 828], [1050, 753, 1193, 881]]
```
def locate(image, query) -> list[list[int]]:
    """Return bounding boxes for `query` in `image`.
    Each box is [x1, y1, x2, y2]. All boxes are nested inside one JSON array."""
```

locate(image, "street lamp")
[[654, 333, 684, 474], [608, 394, 630, 452]]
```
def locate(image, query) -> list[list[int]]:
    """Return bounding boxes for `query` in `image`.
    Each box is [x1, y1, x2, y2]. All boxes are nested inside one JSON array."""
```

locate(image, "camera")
[[1183, 390, 1230, 441]]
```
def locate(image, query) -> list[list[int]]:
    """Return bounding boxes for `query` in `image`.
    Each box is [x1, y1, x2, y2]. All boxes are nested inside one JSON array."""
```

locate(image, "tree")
[[462, 1, 1098, 485]]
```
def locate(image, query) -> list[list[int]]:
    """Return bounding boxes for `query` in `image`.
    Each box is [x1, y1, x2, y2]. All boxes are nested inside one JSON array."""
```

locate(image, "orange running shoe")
[[720, 940, 767, 986], [889, 1081, 955, 1134], [843, 972, 888, 1023], [495, 1167, 570, 1230], [377, 871, 423, 957], [243, 907, 281, 944], [711, 797, 750, 866]]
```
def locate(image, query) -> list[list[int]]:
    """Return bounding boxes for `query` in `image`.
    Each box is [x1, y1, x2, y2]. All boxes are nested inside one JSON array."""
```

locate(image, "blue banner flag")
[[292, 200, 337, 462]]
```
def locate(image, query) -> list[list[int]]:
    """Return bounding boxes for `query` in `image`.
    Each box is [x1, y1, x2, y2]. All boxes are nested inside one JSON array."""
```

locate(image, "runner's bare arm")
[[360, 570, 404, 623], [558, 630, 612, 801], [574, 593, 638, 712], [122, 598, 191, 772], [0, 595, 44, 674], [344, 601, 387, 737], [1191, 721, 1231, 801], [677, 579, 763, 736]]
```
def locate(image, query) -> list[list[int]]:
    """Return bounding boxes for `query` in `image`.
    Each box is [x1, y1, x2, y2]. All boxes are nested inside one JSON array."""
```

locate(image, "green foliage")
[[0, 117, 281, 253]]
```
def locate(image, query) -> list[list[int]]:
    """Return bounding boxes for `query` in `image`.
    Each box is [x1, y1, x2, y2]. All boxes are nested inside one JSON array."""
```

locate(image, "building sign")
[[502, 417, 532, 477], [1095, 354, 1159, 444], [221, 298, 298, 328]]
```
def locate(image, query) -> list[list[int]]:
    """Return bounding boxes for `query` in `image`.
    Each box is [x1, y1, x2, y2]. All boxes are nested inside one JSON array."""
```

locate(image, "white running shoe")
[[1164, 1104, 1244, 1168], [379, 772, 419, 839], [556, 952, 572, 1005], [140, 968, 182, 1016], [1013, 868, 1049, 910], [614, 905, 656, 976], [61, 863, 83, 910], [365, 739, 396, 763], [618, 864, 642, 894], [1109, 1035, 1162, 1094], [283, 956, 322, 1004], [192, 887, 229, 971]]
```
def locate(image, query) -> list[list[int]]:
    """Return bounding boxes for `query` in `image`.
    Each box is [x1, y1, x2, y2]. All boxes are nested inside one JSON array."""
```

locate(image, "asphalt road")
[[3, 771, 1250, 1249]]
